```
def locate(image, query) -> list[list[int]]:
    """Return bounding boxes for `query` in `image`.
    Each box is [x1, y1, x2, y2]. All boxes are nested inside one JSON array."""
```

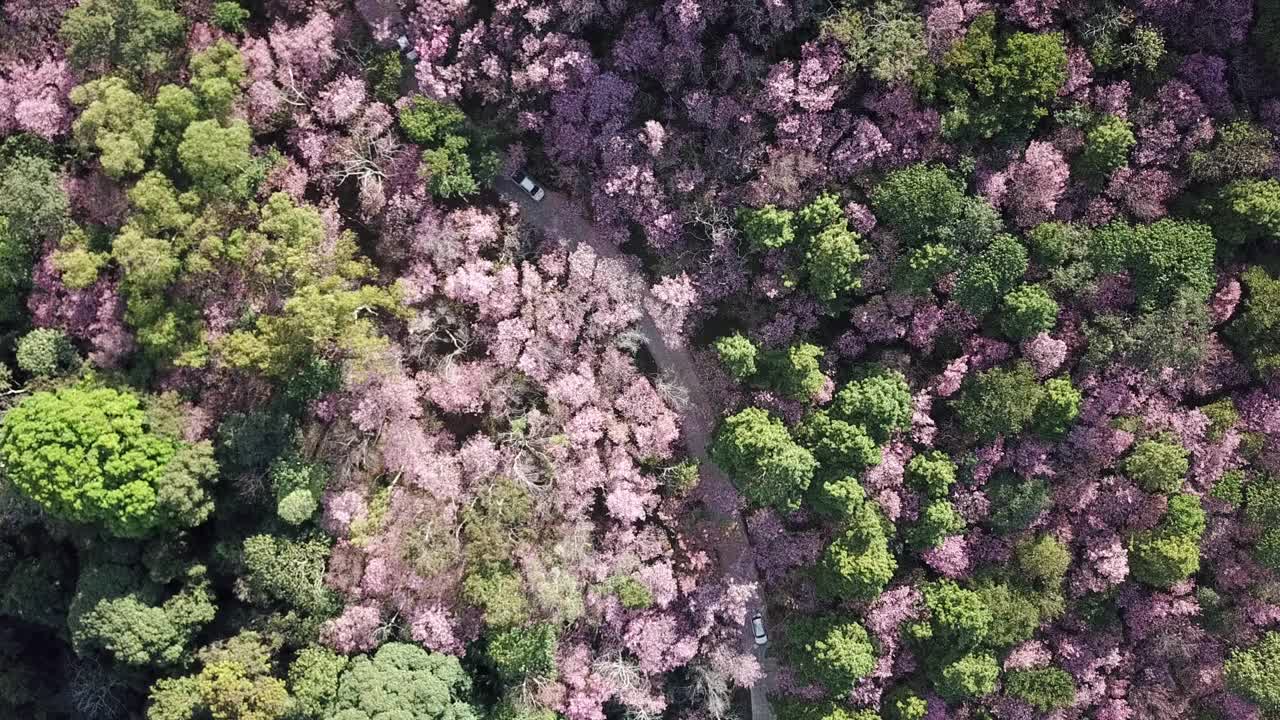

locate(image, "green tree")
[[795, 192, 846, 240], [978, 581, 1044, 647], [240, 533, 340, 620], [804, 223, 867, 302], [210, 1, 250, 33], [1129, 493, 1205, 588], [70, 77, 157, 178], [870, 164, 969, 247], [487, 624, 559, 683], [1000, 284, 1058, 339], [830, 368, 912, 442], [1212, 469, 1246, 508], [1031, 376, 1081, 438], [1128, 220, 1216, 310], [817, 500, 897, 602], [61, 0, 187, 78], [270, 457, 329, 526], [1190, 121, 1276, 183], [1247, 472, 1280, 527], [1228, 266, 1280, 376], [1226, 631, 1280, 717], [1122, 437, 1189, 494], [795, 411, 881, 485], [1004, 667, 1076, 711], [951, 362, 1043, 439], [1078, 115, 1135, 179], [820, 0, 928, 83], [1015, 535, 1071, 586], [713, 333, 758, 381], [177, 119, 254, 197], [760, 343, 828, 402], [955, 234, 1029, 314], [935, 13, 1067, 139], [188, 40, 247, 119], [905, 451, 957, 499], [884, 690, 928, 720], [776, 700, 878, 720], [910, 580, 992, 653], [329, 643, 480, 720], [0, 385, 215, 537], [147, 632, 291, 720], [1027, 221, 1086, 268], [806, 477, 870, 522], [907, 500, 965, 549], [711, 407, 817, 512], [14, 328, 80, 378], [288, 646, 348, 718], [422, 135, 483, 198], [398, 96, 467, 146], [895, 242, 957, 293], [935, 652, 999, 699], [738, 205, 796, 251], [789, 615, 878, 695], [462, 565, 529, 629]]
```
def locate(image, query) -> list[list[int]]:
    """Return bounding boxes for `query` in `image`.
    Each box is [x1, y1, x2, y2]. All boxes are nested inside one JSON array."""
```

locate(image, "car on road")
[[512, 172, 546, 202], [752, 613, 768, 646]]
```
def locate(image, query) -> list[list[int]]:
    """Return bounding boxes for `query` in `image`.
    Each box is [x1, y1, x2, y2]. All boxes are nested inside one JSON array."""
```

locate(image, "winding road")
[[496, 179, 779, 720]]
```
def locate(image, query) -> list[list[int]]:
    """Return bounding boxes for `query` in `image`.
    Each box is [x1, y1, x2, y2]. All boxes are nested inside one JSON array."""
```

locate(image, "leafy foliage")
[[0, 385, 214, 537], [712, 407, 817, 511]]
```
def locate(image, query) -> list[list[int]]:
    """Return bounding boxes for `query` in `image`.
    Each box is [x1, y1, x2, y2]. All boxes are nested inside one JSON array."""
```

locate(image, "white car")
[[752, 612, 768, 646], [513, 173, 546, 202], [396, 35, 419, 62]]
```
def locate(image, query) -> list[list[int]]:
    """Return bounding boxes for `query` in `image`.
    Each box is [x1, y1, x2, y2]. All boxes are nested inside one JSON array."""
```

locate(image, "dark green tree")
[[60, 0, 187, 78], [870, 164, 969, 247], [955, 234, 1029, 314], [1229, 266, 1280, 376], [935, 12, 1067, 139], [1190, 122, 1276, 183], [1128, 220, 1216, 310], [1004, 667, 1076, 711], [951, 362, 1043, 439], [985, 474, 1050, 533]]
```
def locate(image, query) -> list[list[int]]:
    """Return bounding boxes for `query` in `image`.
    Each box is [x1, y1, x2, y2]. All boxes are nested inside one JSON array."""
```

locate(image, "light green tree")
[[711, 407, 817, 511], [0, 385, 216, 537]]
